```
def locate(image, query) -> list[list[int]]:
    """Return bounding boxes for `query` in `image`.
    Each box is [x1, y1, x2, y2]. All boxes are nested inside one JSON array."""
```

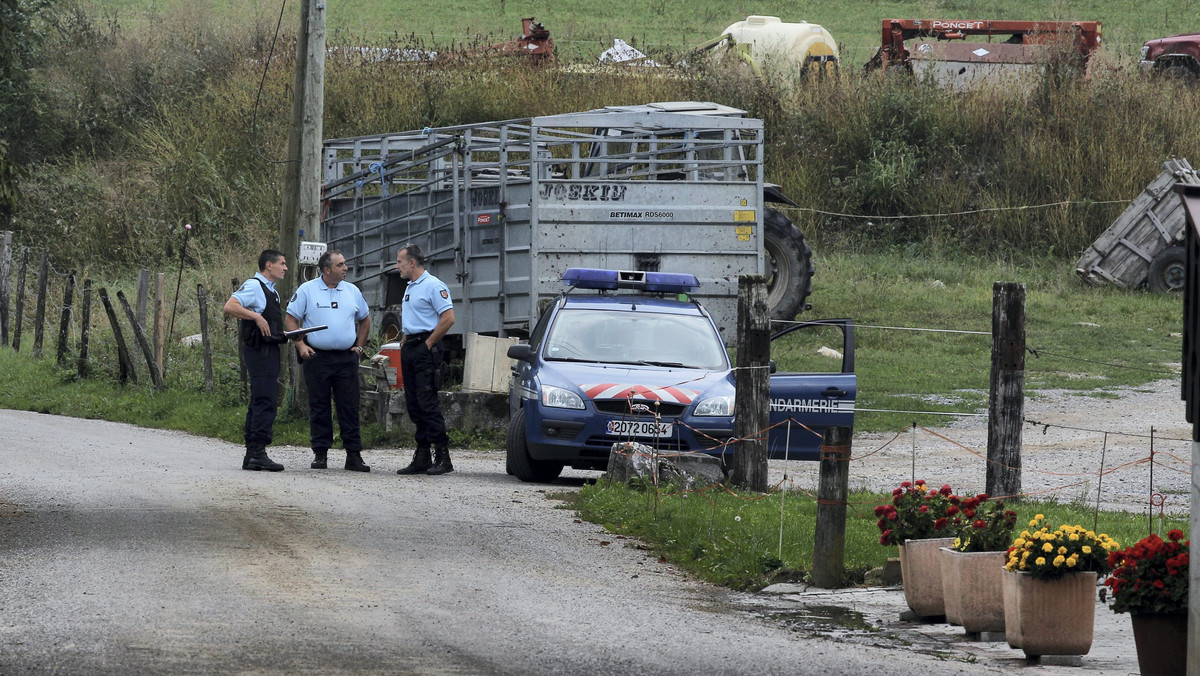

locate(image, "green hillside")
[[89, 0, 1198, 64]]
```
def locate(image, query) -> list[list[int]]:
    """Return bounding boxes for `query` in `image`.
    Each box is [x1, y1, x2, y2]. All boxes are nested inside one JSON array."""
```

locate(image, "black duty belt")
[[405, 332, 432, 345]]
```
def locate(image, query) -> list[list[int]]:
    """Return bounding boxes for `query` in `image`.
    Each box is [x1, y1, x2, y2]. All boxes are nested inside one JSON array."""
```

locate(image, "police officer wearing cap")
[[223, 249, 288, 472], [284, 250, 372, 472], [394, 243, 456, 475]]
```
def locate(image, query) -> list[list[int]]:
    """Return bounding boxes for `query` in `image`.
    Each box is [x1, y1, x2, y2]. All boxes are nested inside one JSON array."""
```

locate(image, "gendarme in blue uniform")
[[286, 278, 369, 350], [231, 273, 276, 314], [401, 270, 453, 334]]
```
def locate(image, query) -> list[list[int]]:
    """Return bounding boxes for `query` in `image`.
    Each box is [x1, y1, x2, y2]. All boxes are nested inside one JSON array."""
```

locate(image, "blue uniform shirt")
[[231, 273, 278, 313], [286, 278, 369, 350], [402, 271, 453, 334]]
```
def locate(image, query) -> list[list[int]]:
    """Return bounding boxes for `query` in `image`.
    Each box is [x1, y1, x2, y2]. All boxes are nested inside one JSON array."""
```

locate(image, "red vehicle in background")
[[1139, 33, 1200, 78]]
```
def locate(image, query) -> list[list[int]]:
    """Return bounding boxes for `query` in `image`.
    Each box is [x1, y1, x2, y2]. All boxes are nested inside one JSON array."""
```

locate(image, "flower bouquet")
[[1104, 529, 1190, 615], [874, 479, 954, 546], [1004, 515, 1120, 579], [946, 493, 1018, 553], [1104, 529, 1189, 674]]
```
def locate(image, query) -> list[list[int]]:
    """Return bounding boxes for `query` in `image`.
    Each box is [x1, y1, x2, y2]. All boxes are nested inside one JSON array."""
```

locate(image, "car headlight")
[[1140, 45, 1150, 61], [541, 385, 585, 410], [693, 395, 734, 417]]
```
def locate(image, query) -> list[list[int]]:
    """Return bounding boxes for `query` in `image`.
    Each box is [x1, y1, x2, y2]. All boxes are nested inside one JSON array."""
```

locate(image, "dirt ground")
[[773, 378, 1194, 514]]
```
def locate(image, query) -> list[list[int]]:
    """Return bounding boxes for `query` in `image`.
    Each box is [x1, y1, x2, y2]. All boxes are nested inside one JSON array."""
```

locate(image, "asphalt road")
[[0, 409, 1001, 675]]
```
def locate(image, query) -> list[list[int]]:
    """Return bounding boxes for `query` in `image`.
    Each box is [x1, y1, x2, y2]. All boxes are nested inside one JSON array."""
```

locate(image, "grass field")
[[90, 0, 1200, 64]]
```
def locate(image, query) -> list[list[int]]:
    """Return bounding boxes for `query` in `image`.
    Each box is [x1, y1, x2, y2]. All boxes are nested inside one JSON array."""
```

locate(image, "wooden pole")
[[12, 246, 26, 351], [197, 284, 214, 394], [732, 274, 770, 492], [135, 268, 150, 330], [0, 230, 11, 346], [153, 272, 165, 372], [98, 288, 135, 384], [812, 426, 852, 588], [117, 289, 163, 389], [986, 281, 1025, 499], [56, 270, 75, 365], [32, 250, 48, 358], [77, 280, 92, 378]]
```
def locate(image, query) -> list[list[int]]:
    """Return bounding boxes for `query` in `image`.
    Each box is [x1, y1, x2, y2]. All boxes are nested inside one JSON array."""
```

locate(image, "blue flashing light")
[[562, 268, 699, 294]]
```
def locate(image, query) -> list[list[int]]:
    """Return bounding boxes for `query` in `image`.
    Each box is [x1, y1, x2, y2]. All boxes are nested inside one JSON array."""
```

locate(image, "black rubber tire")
[[763, 208, 814, 321], [506, 408, 564, 483], [1157, 63, 1197, 82], [1147, 245, 1186, 294], [380, 312, 402, 342]]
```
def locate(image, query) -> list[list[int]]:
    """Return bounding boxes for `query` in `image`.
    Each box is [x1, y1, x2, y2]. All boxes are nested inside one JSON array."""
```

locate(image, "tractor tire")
[[380, 312, 402, 342], [763, 208, 814, 321], [506, 408, 564, 483], [1147, 245, 1186, 294]]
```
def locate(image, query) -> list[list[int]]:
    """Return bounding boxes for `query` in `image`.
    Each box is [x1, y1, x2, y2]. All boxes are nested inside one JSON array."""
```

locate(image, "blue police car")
[[505, 268, 856, 482]]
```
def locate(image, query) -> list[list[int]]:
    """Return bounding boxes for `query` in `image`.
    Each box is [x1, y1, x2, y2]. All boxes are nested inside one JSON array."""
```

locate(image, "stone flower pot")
[[898, 537, 954, 618], [1003, 570, 1097, 657], [941, 548, 1005, 633]]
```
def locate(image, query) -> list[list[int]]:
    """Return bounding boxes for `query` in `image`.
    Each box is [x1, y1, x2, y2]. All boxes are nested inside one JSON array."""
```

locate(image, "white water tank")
[[720, 15, 838, 73]]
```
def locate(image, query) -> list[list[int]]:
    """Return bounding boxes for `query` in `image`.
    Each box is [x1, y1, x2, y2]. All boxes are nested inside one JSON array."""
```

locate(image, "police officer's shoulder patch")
[[289, 293, 298, 303], [440, 290, 449, 299]]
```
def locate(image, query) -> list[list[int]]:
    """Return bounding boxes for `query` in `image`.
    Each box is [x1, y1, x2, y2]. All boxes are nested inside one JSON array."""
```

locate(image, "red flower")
[[946, 505, 960, 516], [973, 520, 987, 530], [1168, 529, 1184, 542], [919, 504, 930, 514]]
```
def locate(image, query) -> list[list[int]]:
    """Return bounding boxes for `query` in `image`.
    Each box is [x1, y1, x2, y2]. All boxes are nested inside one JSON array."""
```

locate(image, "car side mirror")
[[507, 343, 534, 362], [769, 359, 777, 374]]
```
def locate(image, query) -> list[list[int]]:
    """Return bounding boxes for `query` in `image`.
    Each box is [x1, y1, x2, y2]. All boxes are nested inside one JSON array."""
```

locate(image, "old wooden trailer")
[[1076, 158, 1200, 293]]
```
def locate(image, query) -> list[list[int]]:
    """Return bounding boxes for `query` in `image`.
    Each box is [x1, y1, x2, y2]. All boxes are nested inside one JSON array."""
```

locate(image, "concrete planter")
[[941, 549, 1006, 633], [1003, 570, 1097, 658], [898, 538, 955, 618]]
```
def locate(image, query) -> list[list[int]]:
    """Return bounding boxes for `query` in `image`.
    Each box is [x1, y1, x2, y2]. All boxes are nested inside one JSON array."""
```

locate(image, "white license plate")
[[606, 419, 673, 438]]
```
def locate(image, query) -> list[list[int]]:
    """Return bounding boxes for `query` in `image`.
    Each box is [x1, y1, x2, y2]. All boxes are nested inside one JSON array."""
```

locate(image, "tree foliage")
[[0, 0, 51, 225]]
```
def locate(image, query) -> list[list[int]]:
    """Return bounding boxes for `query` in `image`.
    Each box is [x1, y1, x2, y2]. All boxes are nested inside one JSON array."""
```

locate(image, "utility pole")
[[278, 0, 326, 411], [278, 0, 326, 304]]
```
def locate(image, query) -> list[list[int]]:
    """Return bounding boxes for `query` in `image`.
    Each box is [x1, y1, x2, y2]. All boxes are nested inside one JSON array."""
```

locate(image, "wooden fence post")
[[812, 426, 853, 588], [733, 274, 770, 492], [77, 280, 92, 378], [32, 250, 48, 358], [987, 281, 1025, 499], [98, 288, 135, 384], [117, 289, 163, 389], [135, 269, 150, 330], [12, 246, 27, 351], [197, 284, 214, 393], [56, 271, 76, 365], [154, 273, 165, 372], [0, 231, 11, 346]]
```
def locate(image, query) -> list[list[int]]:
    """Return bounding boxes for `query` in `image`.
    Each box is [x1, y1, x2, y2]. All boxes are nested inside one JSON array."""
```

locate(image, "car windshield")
[[543, 308, 728, 370]]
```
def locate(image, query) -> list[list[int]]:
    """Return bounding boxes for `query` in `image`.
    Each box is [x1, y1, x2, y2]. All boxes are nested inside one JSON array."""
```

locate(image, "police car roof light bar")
[[562, 268, 699, 294]]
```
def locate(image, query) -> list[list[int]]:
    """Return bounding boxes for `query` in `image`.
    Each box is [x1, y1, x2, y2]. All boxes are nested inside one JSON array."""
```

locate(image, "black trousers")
[[302, 349, 362, 452], [242, 342, 280, 450], [400, 341, 448, 450]]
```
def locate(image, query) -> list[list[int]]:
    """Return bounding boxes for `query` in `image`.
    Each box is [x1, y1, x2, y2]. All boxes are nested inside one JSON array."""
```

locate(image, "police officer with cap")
[[285, 250, 372, 472], [394, 243, 456, 475], [223, 249, 288, 472]]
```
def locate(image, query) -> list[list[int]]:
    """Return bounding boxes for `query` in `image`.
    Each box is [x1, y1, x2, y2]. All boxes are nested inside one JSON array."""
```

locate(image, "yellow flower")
[[1034, 514, 1044, 521], [1057, 546, 1068, 555], [1020, 530, 1031, 539], [1036, 557, 1046, 566], [1066, 555, 1078, 568], [1006, 560, 1017, 571], [1068, 533, 1080, 541], [1028, 519, 1039, 527], [1081, 545, 1092, 555], [1013, 538, 1026, 548], [1053, 555, 1065, 567], [1042, 542, 1053, 553]]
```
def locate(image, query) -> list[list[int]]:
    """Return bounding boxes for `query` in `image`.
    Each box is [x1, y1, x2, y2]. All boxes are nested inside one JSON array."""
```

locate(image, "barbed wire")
[[778, 199, 1127, 221]]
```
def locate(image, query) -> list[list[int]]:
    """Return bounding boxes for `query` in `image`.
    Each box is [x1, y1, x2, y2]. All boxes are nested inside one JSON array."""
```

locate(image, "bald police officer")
[[223, 249, 288, 472], [394, 243, 456, 475], [285, 250, 372, 472]]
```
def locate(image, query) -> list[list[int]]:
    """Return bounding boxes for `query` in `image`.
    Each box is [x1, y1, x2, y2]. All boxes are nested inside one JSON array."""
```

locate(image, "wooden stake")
[[98, 288, 135, 384], [12, 246, 26, 351], [56, 270, 76, 365], [32, 250, 48, 358], [0, 231, 11, 346], [986, 281, 1025, 499], [732, 274, 770, 492], [117, 289, 163, 389], [812, 426, 852, 588], [153, 272, 165, 373], [77, 280, 92, 378], [197, 284, 214, 394], [135, 269, 150, 331]]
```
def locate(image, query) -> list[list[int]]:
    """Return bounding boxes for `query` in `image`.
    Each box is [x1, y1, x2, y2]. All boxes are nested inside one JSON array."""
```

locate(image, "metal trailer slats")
[[1076, 158, 1200, 288], [320, 102, 766, 344]]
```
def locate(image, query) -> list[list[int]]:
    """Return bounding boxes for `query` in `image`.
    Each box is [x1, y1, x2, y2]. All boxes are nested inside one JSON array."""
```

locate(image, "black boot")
[[344, 450, 371, 472], [425, 447, 453, 475], [396, 447, 432, 475], [243, 446, 284, 472], [311, 449, 327, 470]]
